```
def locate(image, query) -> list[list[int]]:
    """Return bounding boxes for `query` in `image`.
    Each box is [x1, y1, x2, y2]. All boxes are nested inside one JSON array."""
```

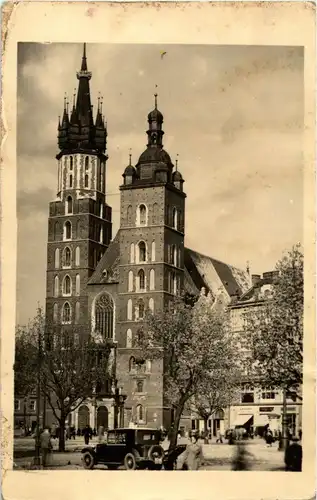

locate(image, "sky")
[[17, 43, 303, 325]]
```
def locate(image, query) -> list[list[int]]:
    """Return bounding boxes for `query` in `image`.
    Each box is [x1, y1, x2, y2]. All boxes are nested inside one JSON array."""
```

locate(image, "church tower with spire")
[[45, 44, 112, 338], [116, 94, 186, 428]]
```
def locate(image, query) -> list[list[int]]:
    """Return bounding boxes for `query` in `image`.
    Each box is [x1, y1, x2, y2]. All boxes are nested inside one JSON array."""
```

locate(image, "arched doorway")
[[78, 405, 90, 430], [97, 406, 108, 429]]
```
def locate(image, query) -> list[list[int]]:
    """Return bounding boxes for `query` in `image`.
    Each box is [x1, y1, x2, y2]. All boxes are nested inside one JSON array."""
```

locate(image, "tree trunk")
[[203, 417, 209, 444], [168, 402, 185, 451], [23, 397, 27, 436], [58, 413, 66, 452]]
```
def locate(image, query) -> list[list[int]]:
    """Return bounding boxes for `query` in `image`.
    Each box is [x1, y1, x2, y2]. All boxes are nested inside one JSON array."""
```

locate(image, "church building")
[[45, 45, 250, 433]]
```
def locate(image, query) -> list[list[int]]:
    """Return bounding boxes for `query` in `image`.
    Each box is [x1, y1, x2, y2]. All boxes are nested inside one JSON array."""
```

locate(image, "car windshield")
[[136, 430, 159, 443]]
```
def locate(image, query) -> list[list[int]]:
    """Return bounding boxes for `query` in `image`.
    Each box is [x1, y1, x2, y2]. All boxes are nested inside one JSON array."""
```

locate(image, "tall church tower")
[[45, 44, 112, 338], [117, 95, 186, 428]]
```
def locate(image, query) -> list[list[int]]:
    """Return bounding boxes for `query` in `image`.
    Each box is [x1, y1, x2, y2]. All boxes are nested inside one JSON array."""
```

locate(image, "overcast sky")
[[17, 43, 303, 325]]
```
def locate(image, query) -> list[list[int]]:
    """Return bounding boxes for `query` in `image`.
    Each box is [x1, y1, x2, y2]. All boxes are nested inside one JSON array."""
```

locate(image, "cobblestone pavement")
[[14, 437, 285, 471]]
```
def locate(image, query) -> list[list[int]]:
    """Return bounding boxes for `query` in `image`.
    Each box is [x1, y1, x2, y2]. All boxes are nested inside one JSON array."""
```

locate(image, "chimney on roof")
[[251, 274, 261, 286]]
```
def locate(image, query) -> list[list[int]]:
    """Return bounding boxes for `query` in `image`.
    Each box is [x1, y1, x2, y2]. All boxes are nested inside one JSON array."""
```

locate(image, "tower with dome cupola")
[[116, 94, 186, 428], [45, 43, 112, 339]]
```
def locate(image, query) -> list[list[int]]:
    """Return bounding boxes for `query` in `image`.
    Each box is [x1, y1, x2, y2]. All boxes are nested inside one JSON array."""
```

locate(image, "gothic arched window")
[[138, 241, 146, 263], [66, 196, 73, 214], [84, 174, 89, 188], [69, 175, 73, 188], [149, 298, 154, 313], [139, 204, 147, 226], [129, 356, 135, 371], [63, 247, 71, 267], [126, 329, 132, 348], [94, 293, 114, 339], [54, 248, 60, 269], [62, 302, 71, 324], [127, 299, 133, 321], [70, 156, 73, 170], [54, 276, 59, 297], [150, 269, 155, 291], [127, 205, 132, 226], [138, 299, 145, 320], [138, 269, 145, 291], [75, 246, 80, 266], [151, 241, 156, 262], [173, 207, 178, 230], [85, 156, 89, 170], [130, 243, 135, 264], [63, 275, 71, 296], [75, 301, 80, 324], [64, 221, 72, 240], [172, 245, 177, 266], [75, 274, 80, 295], [53, 303, 58, 323], [128, 271, 133, 292], [136, 404, 144, 423]]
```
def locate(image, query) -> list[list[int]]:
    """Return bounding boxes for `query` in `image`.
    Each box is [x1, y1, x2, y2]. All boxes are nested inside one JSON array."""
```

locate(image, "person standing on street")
[[83, 424, 91, 445], [180, 434, 202, 470], [40, 428, 53, 468], [216, 429, 223, 443]]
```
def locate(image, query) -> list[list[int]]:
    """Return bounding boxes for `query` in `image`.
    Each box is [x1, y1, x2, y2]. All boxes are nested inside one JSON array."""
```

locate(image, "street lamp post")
[[33, 322, 42, 466], [278, 387, 289, 451]]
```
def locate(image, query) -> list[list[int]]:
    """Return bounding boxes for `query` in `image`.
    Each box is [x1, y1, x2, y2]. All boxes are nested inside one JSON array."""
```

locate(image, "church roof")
[[88, 232, 250, 298]]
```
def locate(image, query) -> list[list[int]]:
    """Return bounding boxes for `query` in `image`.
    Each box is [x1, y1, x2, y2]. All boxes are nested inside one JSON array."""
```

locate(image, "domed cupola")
[[172, 156, 184, 191], [122, 152, 137, 185]]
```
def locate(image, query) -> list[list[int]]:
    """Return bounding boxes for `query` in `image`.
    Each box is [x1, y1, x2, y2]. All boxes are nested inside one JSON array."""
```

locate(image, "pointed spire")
[[81, 42, 87, 71]]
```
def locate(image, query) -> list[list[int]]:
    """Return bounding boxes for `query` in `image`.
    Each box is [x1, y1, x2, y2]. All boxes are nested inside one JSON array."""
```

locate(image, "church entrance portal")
[[78, 405, 90, 430], [97, 405, 108, 429]]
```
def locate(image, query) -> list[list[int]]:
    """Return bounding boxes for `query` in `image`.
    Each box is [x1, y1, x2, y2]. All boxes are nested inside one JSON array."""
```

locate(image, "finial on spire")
[[73, 88, 76, 108], [175, 153, 179, 171], [80, 42, 88, 72], [64, 92, 67, 110], [246, 261, 250, 275], [129, 148, 132, 165], [154, 84, 158, 109], [100, 96, 103, 114], [66, 99, 69, 114]]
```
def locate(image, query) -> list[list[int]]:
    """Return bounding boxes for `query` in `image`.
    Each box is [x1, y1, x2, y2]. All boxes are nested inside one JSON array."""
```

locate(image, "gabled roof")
[[88, 231, 120, 285], [88, 232, 250, 299]]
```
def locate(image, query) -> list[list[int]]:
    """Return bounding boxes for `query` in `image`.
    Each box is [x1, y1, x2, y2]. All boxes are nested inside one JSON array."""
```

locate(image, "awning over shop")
[[232, 415, 253, 427], [254, 415, 270, 427]]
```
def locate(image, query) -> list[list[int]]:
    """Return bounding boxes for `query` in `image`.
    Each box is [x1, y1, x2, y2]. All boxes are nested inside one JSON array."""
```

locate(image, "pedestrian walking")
[[265, 428, 274, 447], [180, 434, 202, 470], [83, 424, 91, 445], [232, 441, 252, 471], [40, 428, 53, 468], [216, 429, 223, 443], [285, 437, 302, 472]]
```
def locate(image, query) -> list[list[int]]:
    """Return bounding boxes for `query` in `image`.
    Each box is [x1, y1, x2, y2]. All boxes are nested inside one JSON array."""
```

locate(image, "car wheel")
[[124, 451, 138, 470], [82, 451, 95, 470]]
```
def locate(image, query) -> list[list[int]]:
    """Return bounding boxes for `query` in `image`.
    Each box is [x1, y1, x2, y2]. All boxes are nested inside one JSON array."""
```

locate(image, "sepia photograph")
[[13, 40, 304, 473]]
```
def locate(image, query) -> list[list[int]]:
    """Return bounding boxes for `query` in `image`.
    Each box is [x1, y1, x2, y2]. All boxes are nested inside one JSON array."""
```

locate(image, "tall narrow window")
[[64, 221, 72, 240], [138, 241, 146, 263], [76, 220, 81, 239], [94, 293, 114, 339], [54, 276, 59, 297], [128, 271, 134, 292], [173, 208, 178, 230], [129, 356, 136, 371], [126, 329, 132, 348], [70, 156, 73, 170], [69, 175, 73, 188], [66, 196, 73, 214], [63, 275, 71, 296], [100, 202, 103, 218], [172, 245, 177, 266], [150, 269, 155, 291], [75, 302, 80, 323], [84, 174, 89, 188], [139, 204, 147, 226], [127, 205, 132, 226], [75, 274, 80, 295], [99, 227, 103, 244], [127, 299, 133, 321], [173, 273, 177, 295], [151, 241, 156, 262], [54, 248, 60, 269], [149, 298, 154, 313], [85, 156, 89, 169], [62, 302, 71, 323], [130, 243, 135, 264], [53, 303, 58, 323], [136, 380, 144, 393], [136, 404, 144, 423], [138, 269, 145, 291], [146, 360, 152, 373], [63, 247, 71, 267], [178, 247, 182, 268], [138, 299, 145, 320], [75, 246, 80, 266]]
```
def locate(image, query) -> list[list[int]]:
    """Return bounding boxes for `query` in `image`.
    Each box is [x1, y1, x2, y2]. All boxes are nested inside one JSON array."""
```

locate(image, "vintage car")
[[81, 428, 166, 470]]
